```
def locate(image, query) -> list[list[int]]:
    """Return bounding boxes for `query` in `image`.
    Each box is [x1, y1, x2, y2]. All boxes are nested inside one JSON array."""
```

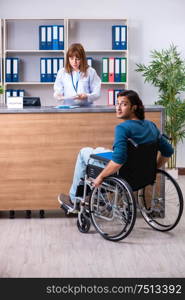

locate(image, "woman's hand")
[[75, 93, 87, 100], [54, 92, 64, 100]]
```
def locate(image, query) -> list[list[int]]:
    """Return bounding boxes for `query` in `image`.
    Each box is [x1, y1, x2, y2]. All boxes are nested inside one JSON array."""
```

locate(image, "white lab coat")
[[53, 67, 101, 106]]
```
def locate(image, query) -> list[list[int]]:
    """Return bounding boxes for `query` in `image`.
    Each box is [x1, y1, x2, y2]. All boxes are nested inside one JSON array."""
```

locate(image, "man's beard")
[[117, 113, 130, 120]]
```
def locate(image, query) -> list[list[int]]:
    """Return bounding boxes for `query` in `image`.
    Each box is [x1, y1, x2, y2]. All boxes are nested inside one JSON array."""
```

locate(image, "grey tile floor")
[[0, 176, 184, 278]]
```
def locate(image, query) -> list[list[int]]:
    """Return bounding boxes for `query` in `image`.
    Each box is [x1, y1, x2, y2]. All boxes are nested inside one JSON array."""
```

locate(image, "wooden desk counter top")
[[0, 106, 164, 210], [0, 105, 164, 114]]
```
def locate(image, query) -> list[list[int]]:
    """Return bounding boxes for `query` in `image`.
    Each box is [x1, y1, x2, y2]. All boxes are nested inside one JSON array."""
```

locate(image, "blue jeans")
[[69, 147, 111, 202]]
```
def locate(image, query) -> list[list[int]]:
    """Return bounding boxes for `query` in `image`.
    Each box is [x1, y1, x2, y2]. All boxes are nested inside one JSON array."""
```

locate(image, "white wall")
[[1, 0, 185, 166]]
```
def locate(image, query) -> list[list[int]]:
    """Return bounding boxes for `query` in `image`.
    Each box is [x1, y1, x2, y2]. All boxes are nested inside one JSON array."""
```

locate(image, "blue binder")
[[46, 26, 52, 50], [40, 58, 47, 82], [112, 26, 120, 50], [46, 58, 53, 82], [52, 58, 58, 82], [114, 57, 121, 82], [58, 57, 64, 70], [6, 58, 12, 82], [114, 89, 124, 105], [120, 25, 127, 50], [6, 89, 12, 101], [39, 26, 47, 50], [58, 25, 64, 50], [52, 25, 58, 50], [12, 58, 19, 82], [112, 25, 127, 50], [18, 89, 25, 97], [12, 89, 18, 96]]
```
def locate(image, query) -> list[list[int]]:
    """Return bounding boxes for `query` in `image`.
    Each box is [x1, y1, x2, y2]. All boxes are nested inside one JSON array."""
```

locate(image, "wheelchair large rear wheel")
[[138, 169, 184, 231], [89, 176, 137, 241]]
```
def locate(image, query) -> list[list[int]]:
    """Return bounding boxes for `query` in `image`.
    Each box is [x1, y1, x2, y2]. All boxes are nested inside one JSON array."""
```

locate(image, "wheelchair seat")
[[89, 139, 159, 191]]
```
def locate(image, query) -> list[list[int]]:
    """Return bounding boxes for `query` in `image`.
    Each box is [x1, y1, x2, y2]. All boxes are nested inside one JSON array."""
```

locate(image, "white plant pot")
[[166, 168, 178, 180]]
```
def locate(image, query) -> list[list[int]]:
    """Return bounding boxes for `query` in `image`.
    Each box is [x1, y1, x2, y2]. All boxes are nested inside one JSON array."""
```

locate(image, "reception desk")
[[0, 105, 164, 211]]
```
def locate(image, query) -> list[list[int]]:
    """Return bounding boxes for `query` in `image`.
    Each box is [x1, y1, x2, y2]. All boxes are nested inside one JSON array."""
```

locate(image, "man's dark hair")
[[117, 90, 145, 120]]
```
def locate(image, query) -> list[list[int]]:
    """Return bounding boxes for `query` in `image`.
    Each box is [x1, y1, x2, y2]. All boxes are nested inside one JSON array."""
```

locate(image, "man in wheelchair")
[[58, 89, 174, 215]]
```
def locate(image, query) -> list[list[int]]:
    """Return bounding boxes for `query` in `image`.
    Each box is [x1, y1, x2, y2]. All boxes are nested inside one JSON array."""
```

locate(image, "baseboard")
[[178, 168, 185, 175]]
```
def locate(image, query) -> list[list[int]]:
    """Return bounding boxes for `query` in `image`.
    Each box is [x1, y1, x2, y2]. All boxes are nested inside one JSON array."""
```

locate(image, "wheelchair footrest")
[[61, 203, 79, 214]]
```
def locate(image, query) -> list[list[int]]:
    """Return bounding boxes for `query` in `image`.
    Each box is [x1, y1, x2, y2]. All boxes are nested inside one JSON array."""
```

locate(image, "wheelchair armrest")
[[90, 153, 111, 163], [90, 139, 137, 164]]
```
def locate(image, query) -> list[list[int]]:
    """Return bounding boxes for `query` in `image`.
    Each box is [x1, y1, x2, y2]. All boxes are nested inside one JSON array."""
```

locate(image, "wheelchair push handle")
[[127, 138, 138, 148], [161, 133, 172, 141]]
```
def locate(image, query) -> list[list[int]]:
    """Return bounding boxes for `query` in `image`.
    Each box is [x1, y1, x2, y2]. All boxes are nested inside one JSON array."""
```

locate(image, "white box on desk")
[[7, 96, 23, 109]]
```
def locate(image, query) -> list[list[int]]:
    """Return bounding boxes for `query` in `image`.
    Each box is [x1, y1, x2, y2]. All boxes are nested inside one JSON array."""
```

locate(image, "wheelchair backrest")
[[119, 140, 158, 191]]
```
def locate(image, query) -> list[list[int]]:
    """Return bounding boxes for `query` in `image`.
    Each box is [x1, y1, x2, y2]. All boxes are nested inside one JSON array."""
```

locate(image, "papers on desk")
[[55, 95, 77, 101], [54, 105, 79, 109]]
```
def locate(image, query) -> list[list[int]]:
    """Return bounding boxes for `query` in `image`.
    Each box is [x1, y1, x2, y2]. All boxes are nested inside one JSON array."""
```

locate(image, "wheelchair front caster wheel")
[[61, 204, 69, 216], [77, 214, 91, 233], [39, 210, 45, 218], [26, 210, 31, 218], [9, 210, 15, 219]]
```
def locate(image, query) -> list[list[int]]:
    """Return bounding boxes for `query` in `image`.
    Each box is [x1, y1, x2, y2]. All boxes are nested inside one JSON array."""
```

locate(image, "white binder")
[[108, 89, 114, 105]]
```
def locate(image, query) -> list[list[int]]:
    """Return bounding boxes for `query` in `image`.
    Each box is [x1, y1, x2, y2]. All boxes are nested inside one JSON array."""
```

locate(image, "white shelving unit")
[[2, 18, 128, 106], [0, 19, 2, 79], [3, 18, 66, 106], [0, 19, 3, 104], [67, 19, 128, 105]]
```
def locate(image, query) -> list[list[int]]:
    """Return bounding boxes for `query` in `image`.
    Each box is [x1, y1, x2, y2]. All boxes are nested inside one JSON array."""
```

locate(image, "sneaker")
[[58, 194, 73, 206], [58, 194, 80, 214]]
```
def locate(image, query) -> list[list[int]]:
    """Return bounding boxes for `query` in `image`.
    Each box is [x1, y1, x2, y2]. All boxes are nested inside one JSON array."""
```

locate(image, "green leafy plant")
[[136, 44, 185, 169], [0, 85, 4, 94]]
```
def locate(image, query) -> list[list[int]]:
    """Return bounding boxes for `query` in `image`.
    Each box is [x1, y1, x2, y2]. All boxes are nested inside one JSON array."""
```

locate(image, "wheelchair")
[[76, 139, 184, 242]]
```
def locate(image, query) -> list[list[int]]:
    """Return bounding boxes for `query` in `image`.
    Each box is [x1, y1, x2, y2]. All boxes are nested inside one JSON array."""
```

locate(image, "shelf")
[[3, 18, 128, 105], [86, 50, 128, 53], [5, 50, 65, 53], [3, 18, 66, 21], [5, 50, 126, 54], [0, 19, 2, 89], [67, 18, 127, 21], [5, 82, 54, 85], [5, 82, 127, 86], [101, 82, 127, 85]]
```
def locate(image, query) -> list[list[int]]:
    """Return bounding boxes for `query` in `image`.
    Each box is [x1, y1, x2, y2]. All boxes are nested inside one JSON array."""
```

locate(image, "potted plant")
[[0, 85, 3, 95], [135, 44, 185, 175], [0, 85, 4, 104]]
